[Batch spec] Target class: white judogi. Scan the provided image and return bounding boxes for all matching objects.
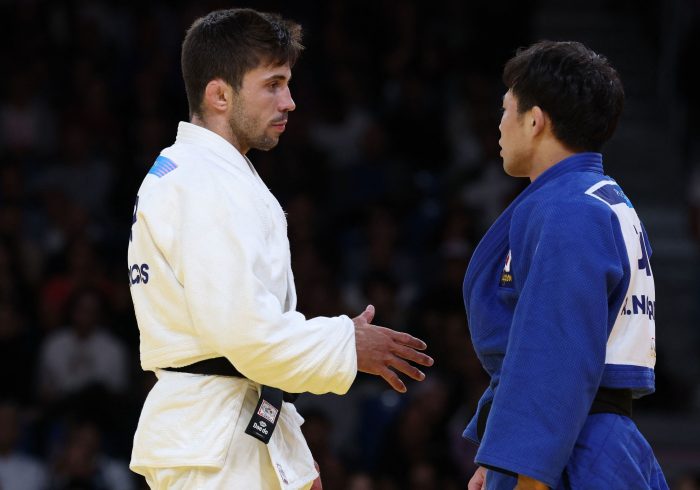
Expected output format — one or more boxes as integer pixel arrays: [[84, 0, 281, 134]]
[[128, 122, 357, 489]]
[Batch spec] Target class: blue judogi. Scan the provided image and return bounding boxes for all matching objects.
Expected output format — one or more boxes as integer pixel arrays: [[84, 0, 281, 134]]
[[462, 153, 668, 489]]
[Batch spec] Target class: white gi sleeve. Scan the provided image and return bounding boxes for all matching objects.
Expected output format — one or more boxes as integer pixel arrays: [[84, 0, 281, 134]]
[[143, 168, 357, 395]]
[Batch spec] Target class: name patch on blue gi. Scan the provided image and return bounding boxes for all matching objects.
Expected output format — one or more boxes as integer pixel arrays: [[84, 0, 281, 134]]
[[620, 294, 655, 320], [148, 155, 178, 178], [591, 184, 632, 208], [499, 250, 514, 288]]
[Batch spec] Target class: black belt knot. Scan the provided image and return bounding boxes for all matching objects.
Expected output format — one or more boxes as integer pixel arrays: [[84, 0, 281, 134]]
[[163, 357, 299, 443]]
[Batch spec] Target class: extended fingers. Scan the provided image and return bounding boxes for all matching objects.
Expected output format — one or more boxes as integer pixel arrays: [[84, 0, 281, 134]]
[[392, 344, 434, 367], [388, 357, 425, 382], [380, 367, 407, 393], [389, 330, 428, 350]]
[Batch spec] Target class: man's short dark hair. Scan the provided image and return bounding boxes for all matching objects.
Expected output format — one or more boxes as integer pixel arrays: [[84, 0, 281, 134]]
[[181, 8, 304, 117], [503, 40, 624, 152]]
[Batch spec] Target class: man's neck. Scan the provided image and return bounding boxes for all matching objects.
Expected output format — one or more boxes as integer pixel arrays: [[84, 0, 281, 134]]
[[529, 140, 576, 182], [190, 114, 247, 154]]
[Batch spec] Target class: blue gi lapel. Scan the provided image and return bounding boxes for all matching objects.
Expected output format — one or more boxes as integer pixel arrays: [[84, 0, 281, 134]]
[[463, 152, 604, 314]]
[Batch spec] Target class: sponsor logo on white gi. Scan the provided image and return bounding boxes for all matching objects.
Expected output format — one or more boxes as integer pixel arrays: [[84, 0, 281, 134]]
[[258, 400, 279, 423], [253, 422, 269, 435], [128, 263, 150, 286]]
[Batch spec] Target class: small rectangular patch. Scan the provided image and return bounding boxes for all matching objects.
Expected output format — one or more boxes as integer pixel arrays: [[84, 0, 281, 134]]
[[258, 400, 279, 423], [245, 386, 284, 444], [499, 250, 514, 288], [148, 155, 178, 178]]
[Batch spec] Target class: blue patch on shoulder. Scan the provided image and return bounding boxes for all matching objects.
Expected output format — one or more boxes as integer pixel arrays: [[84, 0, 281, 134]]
[[148, 155, 178, 178], [592, 184, 633, 208]]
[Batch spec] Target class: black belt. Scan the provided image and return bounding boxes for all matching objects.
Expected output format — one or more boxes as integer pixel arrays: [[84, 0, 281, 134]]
[[163, 357, 299, 444], [588, 387, 633, 416], [475, 387, 633, 478], [476, 386, 633, 440]]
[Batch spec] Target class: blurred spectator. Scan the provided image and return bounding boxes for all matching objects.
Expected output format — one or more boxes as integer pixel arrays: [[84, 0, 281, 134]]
[[458, 119, 524, 234], [308, 82, 373, 168], [327, 122, 412, 218], [286, 193, 330, 256], [347, 471, 375, 490], [341, 206, 417, 312], [49, 420, 134, 490], [376, 376, 459, 486], [445, 73, 492, 175], [356, 270, 406, 328], [292, 244, 347, 318], [37, 287, 128, 402], [39, 237, 115, 331], [0, 400, 48, 490], [416, 227, 472, 315], [407, 461, 461, 490], [0, 70, 56, 155], [34, 122, 115, 219], [35, 192, 96, 263]]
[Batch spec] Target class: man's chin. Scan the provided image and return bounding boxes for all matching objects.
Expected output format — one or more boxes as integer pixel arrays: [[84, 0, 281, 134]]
[[502, 159, 526, 178], [252, 137, 280, 152], [502, 160, 515, 176]]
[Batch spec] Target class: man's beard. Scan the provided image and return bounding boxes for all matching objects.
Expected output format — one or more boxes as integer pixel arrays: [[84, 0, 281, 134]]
[[229, 107, 279, 152]]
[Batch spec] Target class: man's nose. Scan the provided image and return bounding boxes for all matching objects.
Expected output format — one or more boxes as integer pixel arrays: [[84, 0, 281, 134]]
[[280, 87, 296, 112]]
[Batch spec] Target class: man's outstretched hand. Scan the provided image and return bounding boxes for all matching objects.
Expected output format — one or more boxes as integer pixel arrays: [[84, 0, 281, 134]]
[[352, 304, 434, 392]]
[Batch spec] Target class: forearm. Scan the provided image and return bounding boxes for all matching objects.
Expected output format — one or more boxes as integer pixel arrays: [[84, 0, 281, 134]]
[[222, 312, 357, 394]]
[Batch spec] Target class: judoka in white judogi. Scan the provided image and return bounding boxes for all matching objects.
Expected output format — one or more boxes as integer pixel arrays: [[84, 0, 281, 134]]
[[128, 122, 358, 489]]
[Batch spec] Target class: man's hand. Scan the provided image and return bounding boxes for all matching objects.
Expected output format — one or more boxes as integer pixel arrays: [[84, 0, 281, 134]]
[[515, 474, 549, 490], [467, 466, 486, 490], [352, 305, 433, 393]]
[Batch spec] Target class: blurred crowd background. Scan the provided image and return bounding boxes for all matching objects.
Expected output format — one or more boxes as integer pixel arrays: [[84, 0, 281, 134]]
[[1, 0, 699, 489]]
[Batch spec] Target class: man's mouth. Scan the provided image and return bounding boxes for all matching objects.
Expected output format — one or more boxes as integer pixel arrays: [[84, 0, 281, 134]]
[[271, 119, 287, 132]]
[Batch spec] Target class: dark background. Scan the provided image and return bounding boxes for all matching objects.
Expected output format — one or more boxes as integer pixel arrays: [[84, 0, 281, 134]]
[[1, 0, 699, 488]]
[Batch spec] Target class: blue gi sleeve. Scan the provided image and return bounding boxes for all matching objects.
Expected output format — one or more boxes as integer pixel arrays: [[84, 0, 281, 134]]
[[475, 201, 627, 487], [463, 385, 495, 444]]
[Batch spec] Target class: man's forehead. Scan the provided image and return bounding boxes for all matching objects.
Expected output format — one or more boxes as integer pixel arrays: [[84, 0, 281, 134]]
[[246, 62, 292, 81]]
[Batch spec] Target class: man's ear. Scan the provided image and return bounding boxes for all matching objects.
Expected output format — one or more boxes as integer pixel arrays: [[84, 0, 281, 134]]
[[530, 106, 546, 137], [202, 79, 232, 114]]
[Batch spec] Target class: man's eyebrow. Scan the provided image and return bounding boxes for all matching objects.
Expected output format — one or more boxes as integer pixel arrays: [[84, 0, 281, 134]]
[[263, 74, 290, 83]]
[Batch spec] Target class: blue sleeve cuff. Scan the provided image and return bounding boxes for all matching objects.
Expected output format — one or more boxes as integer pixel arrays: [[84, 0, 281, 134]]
[[462, 386, 495, 444]]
